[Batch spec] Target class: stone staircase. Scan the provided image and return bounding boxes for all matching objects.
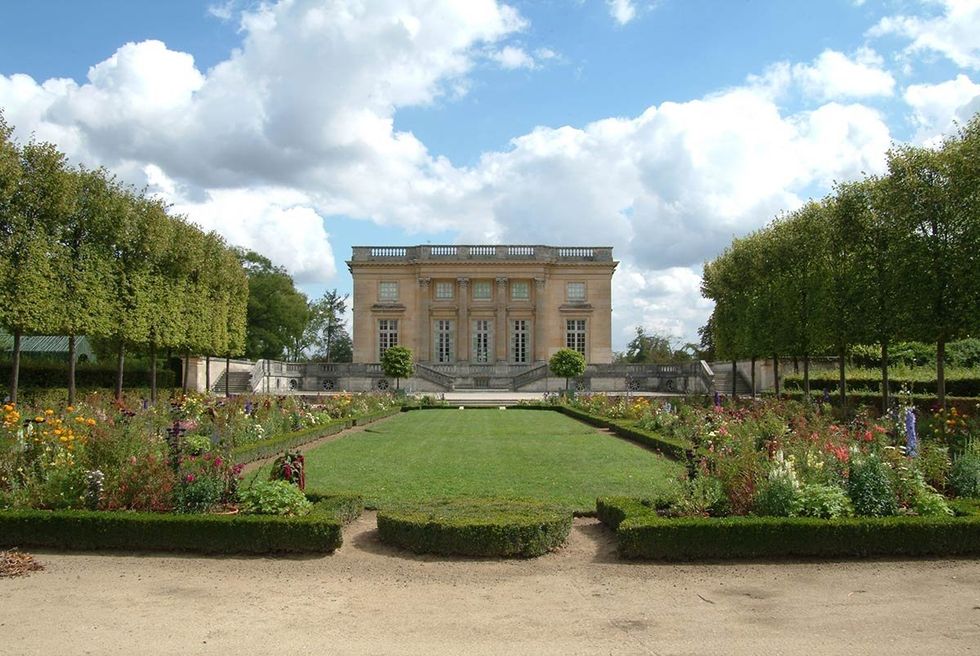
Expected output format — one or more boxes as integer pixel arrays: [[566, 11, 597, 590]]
[[712, 366, 753, 396], [413, 363, 454, 390], [211, 371, 253, 394]]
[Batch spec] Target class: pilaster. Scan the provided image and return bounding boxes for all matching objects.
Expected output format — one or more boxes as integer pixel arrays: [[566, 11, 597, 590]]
[[495, 277, 508, 363], [457, 278, 469, 362], [417, 277, 430, 361]]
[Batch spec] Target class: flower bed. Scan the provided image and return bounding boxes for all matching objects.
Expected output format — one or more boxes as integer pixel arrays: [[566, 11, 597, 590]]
[[377, 498, 572, 558]]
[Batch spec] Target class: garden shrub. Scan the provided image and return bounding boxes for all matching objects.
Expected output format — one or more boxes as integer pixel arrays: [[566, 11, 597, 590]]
[[949, 445, 980, 498], [752, 476, 798, 517], [239, 481, 312, 516], [183, 434, 212, 456], [102, 453, 176, 512], [676, 476, 729, 517], [377, 498, 573, 558], [0, 509, 342, 554], [793, 484, 853, 519], [308, 492, 364, 524], [848, 455, 898, 517]]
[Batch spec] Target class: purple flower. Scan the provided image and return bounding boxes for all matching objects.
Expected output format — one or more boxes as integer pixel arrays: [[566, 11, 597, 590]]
[[905, 408, 918, 457]]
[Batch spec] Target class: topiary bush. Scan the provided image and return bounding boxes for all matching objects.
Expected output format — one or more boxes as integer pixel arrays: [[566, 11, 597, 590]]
[[239, 481, 312, 516], [377, 498, 572, 558], [848, 454, 898, 517]]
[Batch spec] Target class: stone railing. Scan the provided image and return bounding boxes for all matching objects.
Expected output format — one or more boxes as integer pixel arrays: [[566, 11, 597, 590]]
[[413, 363, 455, 390], [512, 363, 549, 389], [350, 245, 614, 263]]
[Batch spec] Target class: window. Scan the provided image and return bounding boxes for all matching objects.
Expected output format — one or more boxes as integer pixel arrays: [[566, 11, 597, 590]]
[[378, 281, 399, 302], [473, 319, 491, 363], [511, 280, 529, 300], [511, 319, 529, 363], [436, 319, 454, 363], [378, 319, 398, 359], [472, 280, 492, 300], [566, 282, 586, 302], [435, 281, 454, 300], [566, 319, 586, 356]]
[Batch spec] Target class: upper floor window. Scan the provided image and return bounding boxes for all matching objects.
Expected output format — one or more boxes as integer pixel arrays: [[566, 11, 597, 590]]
[[510, 280, 530, 300], [567, 282, 586, 302], [472, 280, 492, 300], [435, 281, 455, 300], [378, 281, 399, 302]]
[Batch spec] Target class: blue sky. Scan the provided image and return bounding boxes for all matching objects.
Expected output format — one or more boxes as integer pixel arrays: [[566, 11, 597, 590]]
[[1, 0, 978, 350]]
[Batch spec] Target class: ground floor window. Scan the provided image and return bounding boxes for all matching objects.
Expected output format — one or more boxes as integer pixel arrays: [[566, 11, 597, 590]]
[[473, 319, 491, 363], [436, 319, 454, 363], [378, 319, 398, 359], [566, 319, 586, 356], [511, 319, 529, 363]]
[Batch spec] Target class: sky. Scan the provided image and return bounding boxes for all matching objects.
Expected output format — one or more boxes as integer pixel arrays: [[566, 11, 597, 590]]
[[1, 0, 979, 351]]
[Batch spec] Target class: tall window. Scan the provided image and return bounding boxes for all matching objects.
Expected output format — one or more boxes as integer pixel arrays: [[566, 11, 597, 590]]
[[473, 319, 491, 363], [510, 280, 530, 300], [566, 319, 586, 355], [472, 280, 492, 300], [566, 282, 586, 302], [511, 319, 529, 363], [378, 319, 398, 359], [378, 281, 399, 302], [435, 281, 454, 300], [436, 319, 454, 363]]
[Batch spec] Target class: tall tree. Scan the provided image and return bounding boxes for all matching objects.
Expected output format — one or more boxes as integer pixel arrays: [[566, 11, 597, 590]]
[[303, 289, 350, 362], [623, 326, 674, 363], [237, 249, 309, 360]]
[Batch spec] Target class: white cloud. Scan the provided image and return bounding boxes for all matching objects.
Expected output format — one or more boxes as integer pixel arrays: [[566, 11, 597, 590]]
[[905, 74, 980, 144], [750, 48, 895, 101], [606, 0, 636, 25], [869, 0, 980, 69], [489, 46, 537, 70], [207, 1, 237, 22]]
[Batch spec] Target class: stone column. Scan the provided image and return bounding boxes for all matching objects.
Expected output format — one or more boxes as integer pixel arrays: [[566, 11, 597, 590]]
[[417, 277, 430, 362], [534, 277, 546, 362], [457, 278, 469, 362], [495, 277, 508, 363]]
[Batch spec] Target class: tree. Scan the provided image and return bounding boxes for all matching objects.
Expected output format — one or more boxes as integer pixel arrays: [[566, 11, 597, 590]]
[[303, 289, 351, 361], [380, 345, 413, 390], [237, 249, 309, 360], [550, 348, 586, 393], [623, 326, 674, 363]]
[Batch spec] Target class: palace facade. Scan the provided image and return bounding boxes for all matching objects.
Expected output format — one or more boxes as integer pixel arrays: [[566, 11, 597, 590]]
[[348, 245, 617, 365]]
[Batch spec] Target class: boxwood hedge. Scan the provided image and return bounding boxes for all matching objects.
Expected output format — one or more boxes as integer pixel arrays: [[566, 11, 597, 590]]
[[0, 507, 342, 554], [308, 492, 364, 524], [231, 419, 351, 464], [557, 406, 689, 459], [597, 495, 980, 560], [377, 498, 573, 558]]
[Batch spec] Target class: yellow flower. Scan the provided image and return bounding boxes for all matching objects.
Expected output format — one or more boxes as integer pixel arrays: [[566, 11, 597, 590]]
[[45, 409, 54, 416], [86, 418, 96, 426]]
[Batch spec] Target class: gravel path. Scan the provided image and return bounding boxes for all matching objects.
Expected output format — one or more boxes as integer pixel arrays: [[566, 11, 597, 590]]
[[2, 513, 979, 655]]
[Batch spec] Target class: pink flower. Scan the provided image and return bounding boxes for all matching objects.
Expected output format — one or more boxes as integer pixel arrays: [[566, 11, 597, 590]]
[[185, 474, 196, 483], [213, 457, 223, 468]]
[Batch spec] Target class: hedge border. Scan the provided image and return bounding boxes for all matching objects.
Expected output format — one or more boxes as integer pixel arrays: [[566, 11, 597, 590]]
[[308, 492, 364, 524], [597, 496, 980, 560], [0, 507, 342, 554], [377, 499, 573, 558], [556, 406, 689, 459]]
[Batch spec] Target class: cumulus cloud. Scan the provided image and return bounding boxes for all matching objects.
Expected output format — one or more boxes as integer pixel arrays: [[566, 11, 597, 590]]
[[489, 46, 537, 69], [750, 48, 895, 101], [606, 0, 637, 25], [869, 0, 980, 69], [905, 74, 980, 144]]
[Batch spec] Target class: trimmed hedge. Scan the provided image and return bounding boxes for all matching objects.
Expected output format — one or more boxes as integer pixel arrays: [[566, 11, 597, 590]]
[[557, 406, 689, 459], [308, 492, 364, 524], [0, 508, 342, 554], [779, 390, 980, 414], [231, 419, 351, 464], [597, 495, 980, 560], [351, 407, 403, 426], [0, 361, 175, 392], [784, 370, 980, 397], [377, 498, 573, 558]]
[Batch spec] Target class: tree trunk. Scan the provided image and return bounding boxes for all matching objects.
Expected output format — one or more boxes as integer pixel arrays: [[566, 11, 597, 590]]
[[9, 331, 21, 404], [731, 360, 737, 398], [150, 343, 158, 403], [881, 340, 889, 412], [205, 355, 211, 394], [773, 353, 780, 397], [803, 353, 810, 399], [182, 352, 190, 392], [937, 337, 946, 411], [114, 343, 125, 401], [225, 354, 230, 398], [67, 335, 77, 407], [750, 356, 756, 399], [838, 346, 847, 409]]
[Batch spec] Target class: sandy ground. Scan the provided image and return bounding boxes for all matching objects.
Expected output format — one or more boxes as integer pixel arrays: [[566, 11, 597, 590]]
[[2, 514, 979, 656]]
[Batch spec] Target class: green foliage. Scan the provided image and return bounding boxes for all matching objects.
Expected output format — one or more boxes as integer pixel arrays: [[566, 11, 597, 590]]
[[549, 348, 587, 391], [302, 289, 352, 362], [752, 475, 798, 517], [848, 455, 898, 517], [0, 361, 175, 392], [308, 493, 364, 524], [676, 475, 730, 517], [239, 480, 312, 516], [238, 249, 309, 360], [0, 508, 342, 554], [793, 484, 853, 519], [377, 498, 573, 558], [596, 496, 658, 530], [950, 446, 980, 498], [380, 345, 414, 385], [557, 405, 690, 459]]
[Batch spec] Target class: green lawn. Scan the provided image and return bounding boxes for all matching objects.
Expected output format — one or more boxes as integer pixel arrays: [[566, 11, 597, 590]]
[[260, 409, 682, 512]]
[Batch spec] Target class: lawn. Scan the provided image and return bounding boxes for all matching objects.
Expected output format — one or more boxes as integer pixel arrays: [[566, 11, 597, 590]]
[[259, 408, 683, 512]]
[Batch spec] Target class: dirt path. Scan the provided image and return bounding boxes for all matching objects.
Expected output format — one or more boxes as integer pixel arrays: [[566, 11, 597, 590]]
[[3, 514, 979, 655]]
